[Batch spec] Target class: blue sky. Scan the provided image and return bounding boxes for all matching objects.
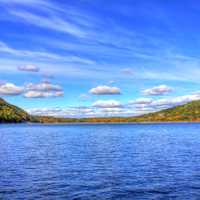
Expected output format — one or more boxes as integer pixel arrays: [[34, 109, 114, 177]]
[[1, 0, 200, 117]]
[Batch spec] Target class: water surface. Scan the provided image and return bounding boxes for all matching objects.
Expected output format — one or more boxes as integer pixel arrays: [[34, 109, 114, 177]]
[[1, 123, 200, 199]]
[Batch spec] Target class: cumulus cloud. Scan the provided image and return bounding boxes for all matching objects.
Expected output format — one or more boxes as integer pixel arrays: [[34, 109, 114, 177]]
[[90, 85, 121, 95], [27, 104, 143, 118], [27, 108, 67, 117], [24, 81, 64, 98], [129, 98, 153, 105], [18, 65, 40, 72], [0, 80, 64, 99], [27, 91, 200, 118], [27, 106, 133, 118], [151, 94, 200, 108], [92, 100, 122, 108], [131, 93, 200, 114], [24, 91, 63, 98], [99, 107, 125, 114], [25, 82, 62, 91], [0, 83, 23, 96], [142, 85, 172, 96], [27, 107, 95, 117]]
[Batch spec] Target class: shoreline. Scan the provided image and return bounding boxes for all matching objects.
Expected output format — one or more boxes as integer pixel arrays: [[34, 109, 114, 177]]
[[33, 121, 200, 125], [1, 121, 200, 125]]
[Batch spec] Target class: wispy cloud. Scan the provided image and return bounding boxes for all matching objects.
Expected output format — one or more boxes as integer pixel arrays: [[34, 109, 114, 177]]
[[18, 64, 40, 72], [0, 0, 93, 39], [9, 10, 87, 38], [0, 41, 95, 64], [0, 41, 63, 60], [0, 0, 54, 7]]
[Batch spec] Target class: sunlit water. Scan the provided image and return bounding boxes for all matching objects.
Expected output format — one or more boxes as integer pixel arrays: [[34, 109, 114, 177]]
[[1, 123, 200, 200]]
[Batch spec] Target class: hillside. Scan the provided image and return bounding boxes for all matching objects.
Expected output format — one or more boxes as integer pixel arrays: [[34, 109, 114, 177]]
[[0, 98, 33, 123], [132, 100, 200, 122], [35, 100, 200, 123], [1, 98, 200, 123]]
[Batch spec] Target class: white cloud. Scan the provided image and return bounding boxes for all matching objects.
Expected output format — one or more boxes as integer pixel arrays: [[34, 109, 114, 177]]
[[99, 107, 125, 114], [142, 85, 172, 96], [27, 105, 139, 118], [24, 81, 64, 98], [0, 77, 65, 99], [92, 100, 122, 108], [132, 93, 200, 114], [18, 65, 40, 72], [90, 85, 121, 95], [26, 91, 200, 118], [151, 94, 200, 108], [25, 82, 62, 92], [129, 98, 153, 105], [27, 107, 94, 117], [24, 91, 63, 98], [0, 81, 64, 98], [27, 108, 66, 117], [0, 83, 23, 96]]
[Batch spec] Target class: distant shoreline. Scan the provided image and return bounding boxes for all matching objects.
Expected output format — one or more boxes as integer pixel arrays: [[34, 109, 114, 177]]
[[32, 121, 200, 125], [2, 97, 200, 125], [1, 121, 200, 125]]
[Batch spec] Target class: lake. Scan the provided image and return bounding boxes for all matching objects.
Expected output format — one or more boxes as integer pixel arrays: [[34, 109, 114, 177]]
[[1, 123, 200, 199]]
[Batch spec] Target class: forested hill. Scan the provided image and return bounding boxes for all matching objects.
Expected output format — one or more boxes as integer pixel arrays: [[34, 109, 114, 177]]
[[0, 98, 32, 123], [36, 100, 200, 123], [132, 100, 200, 122], [1, 98, 200, 123]]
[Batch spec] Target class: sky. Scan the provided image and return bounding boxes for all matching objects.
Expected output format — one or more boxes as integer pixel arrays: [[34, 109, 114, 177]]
[[1, 0, 200, 117]]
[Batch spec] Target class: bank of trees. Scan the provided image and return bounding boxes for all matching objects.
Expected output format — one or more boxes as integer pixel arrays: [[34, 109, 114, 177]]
[[2, 98, 200, 123]]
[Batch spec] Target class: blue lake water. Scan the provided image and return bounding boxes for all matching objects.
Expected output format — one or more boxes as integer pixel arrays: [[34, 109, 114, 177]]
[[1, 123, 200, 200]]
